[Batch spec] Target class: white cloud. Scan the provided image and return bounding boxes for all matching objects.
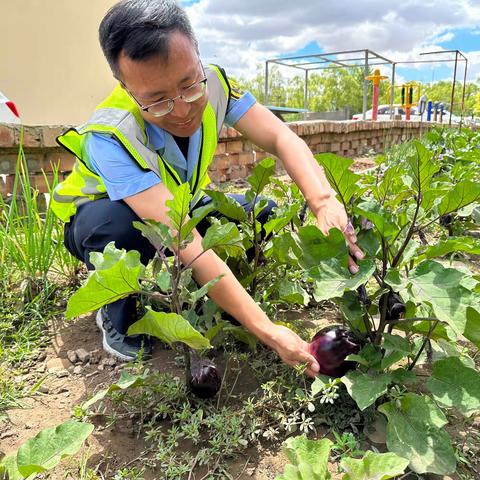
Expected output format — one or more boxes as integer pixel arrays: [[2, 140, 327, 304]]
[[184, 0, 480, 82]]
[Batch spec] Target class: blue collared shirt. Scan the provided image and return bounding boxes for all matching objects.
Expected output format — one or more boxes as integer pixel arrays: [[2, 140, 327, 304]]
[[86, 91, 256, 201]]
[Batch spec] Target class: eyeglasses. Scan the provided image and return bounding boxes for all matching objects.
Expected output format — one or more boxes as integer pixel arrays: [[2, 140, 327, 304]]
[[122, 72, 208, 118]]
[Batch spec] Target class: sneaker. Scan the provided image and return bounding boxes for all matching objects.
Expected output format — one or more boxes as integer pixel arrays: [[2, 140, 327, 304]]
[[96, 307, 152, 361]]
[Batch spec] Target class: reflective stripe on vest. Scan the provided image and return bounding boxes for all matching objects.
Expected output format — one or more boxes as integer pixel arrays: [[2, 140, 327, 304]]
[[51, 65, 230, 222]]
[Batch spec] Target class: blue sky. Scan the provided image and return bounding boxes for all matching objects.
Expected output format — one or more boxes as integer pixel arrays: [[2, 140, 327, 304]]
[[182, 0, 480, 84]]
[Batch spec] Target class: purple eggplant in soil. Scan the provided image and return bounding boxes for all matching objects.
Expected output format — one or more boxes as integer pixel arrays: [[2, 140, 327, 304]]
[[187, 351, 222, 399], [308, 325, 362, 377]]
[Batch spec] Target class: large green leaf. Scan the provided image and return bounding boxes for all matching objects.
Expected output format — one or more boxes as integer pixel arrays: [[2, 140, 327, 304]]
[[201, 222, 243, 254], [247, 157, 276, 194], [385, 260, 476, 337], [335, 291, 367, 333], [438, 180, 480, 216], [426, 357, 480, 417], [0, 453, 25, 480], [420, 236, 480, 259], [127, 307, 211, 349], [202, 189, 247, 221], [15, 421, 94, 476], [405, 141, 439, 193], [340, 451, 409, 480], [341, 371, 391, 411], [315, 153, 363, 205], [354, 201, 398, 238], [66, 242, 144, 318], [278, 281, 310, 306], [276, 435, 333, 480], [464, 307, 480, 348], [297, 226, 348, 269], [309, 259, 376, 302], [378, 393, 456, 475]]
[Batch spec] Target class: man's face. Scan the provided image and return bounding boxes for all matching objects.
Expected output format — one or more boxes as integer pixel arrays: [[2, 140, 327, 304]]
[[117, 31, 208, 138]]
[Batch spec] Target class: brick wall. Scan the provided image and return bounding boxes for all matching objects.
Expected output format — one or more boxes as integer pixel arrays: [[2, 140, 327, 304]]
[[0, 120, 441, 196]]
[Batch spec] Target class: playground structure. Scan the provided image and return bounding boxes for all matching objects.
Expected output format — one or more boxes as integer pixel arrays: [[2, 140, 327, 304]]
[[264, 49, 468, 127]]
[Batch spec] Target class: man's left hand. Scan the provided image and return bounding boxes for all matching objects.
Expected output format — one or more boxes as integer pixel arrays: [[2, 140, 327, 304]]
[[315, 194, 364, 274]]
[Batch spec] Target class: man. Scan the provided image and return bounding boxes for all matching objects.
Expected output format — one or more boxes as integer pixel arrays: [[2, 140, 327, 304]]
[[52, 0, 362, 377]]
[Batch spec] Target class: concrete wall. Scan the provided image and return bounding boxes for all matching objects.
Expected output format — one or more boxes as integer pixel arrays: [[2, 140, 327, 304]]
[[0, 120, 445, 197], [0, 0, 117, 126]]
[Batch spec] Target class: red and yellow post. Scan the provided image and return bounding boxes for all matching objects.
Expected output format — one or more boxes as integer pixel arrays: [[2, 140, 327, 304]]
[[365, 69, 388, 121]]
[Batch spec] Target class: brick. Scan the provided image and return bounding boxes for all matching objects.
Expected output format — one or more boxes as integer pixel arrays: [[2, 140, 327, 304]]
[[0, 125, 15, 148], [330, 142, 341, 152], [228, 165, 248, 180], [237, 152, 255, 165], [215, 142, 226, 155], [0, 154, 17, 175], [17, 127, 41, 147], [42, 126, 65, 148], [226, 140, 243, 154], [212, 154, 231, 171]]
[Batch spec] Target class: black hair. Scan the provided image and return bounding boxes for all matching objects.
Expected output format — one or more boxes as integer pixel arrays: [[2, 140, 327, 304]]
[[99, 0, 198, 77]]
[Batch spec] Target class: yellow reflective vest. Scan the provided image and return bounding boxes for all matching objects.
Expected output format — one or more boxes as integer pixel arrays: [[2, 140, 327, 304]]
[[51, 64, 232, 222]]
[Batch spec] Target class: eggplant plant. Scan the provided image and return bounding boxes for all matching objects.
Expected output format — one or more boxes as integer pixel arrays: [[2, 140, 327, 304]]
[[294, 141, 480, 476], [64, 181, 248, 397]]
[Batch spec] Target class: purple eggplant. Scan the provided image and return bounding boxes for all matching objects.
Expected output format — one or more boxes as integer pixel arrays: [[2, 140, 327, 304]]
[[187, 355, 221, 399], [308, 325, 361, 377]]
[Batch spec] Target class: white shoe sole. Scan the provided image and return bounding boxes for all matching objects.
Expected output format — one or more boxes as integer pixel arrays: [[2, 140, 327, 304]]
[[95, 309, 135, 362]]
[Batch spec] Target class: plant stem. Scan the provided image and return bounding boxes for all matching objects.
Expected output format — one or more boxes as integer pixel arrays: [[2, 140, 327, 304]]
[[408, 319, 439, 371]]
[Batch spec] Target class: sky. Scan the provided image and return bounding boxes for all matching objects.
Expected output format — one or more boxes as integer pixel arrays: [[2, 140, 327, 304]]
[[180, 0, 480, 85]]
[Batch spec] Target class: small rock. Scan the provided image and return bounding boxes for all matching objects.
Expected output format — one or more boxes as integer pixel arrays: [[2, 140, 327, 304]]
[[38, 385, 49, 394], [66, 350, 78, 364], [75, 348, 90, 364], [89, 349, 101, 364], [35, 364, 46, 373], [98, 364, 104, 371], [104, 357, 116, 367], [36, 351, 47, 362], [47, 358, 67, 370], [0, 430, 15, 439], [246, 467, 255, 476], [56, 370, 68, 378], [73, 365, 83, 375]]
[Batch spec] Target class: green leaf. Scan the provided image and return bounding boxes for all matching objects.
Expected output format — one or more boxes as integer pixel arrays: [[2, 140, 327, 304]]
[[201, 222, 243, 253], [420, 236, 480, 259], [66, 243, 144, 318], [340, 450, 409, 480], [354, 201, 398, 238], [378, 393, 456, 475], [315, 153, 363, 205], [0, 453, 24, 480], [165, 182, 192, 237], [341, 371, 391, 410], [189, 274, 225, 304], [309, 259, 376, 302], [82, 371, 149, 409], [464, 307, 480, 348], [247, 157, 276, 194], [336, 291, 367, 333], [127, 307, 211, 349], [156, 270, 171, 292], [16, 421, 94, 476], [263, 203, 300, 237], [405, 141, 439, 192], [438, 180, 480, 216], [278, 281, 310, 306], [276, 435, 333, 480], [426, 357, 480, 417], [390, 368, 418, 386], [133, 219, 174, 250], [356, 229, 381, 259], [297, 226, 348, 269], [386, 260, 476, 337], [223, 325, 257, 350], [203, 189, 247, 221]]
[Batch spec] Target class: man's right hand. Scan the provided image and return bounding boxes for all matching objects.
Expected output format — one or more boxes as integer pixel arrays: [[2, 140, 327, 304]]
[[266, 324, 320, 378]]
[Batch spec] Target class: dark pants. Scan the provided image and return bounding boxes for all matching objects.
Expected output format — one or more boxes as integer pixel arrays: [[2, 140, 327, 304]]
[[64, 194, 276, 334]]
